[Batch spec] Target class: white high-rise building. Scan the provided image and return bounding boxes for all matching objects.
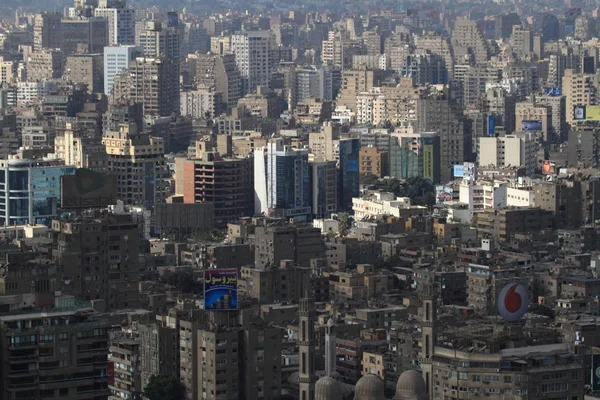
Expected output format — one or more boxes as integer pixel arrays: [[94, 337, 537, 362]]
[[103, 45, 141, 96], [94, 6, 135, 45], [231, 31, 272, 95], [254, 138, 311, 221]]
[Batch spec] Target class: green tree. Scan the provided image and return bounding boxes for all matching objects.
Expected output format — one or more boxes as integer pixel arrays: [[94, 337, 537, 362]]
[[337, 212, 353, 236], [143, 374, 185, 400]]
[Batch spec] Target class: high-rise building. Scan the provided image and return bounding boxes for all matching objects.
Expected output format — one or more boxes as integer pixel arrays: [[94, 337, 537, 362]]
[[389, 132, 441, 183], [180, 88, 223, 119], [309, 122, 337, 162], [358, 147, 388, 178], [50, 211, 142, 309], [109, 334, 141, 400], [25, 49, 64, 82], [254, 225, 325, 269], [138, 322, 179, 389], [231, 31, 272, 95], [0, 158, 75, 226], [452, 18, 490, 65], [54, 121, 107, 171], [193, 53, 240, 109], [416, 86, 471, 182], [309, 160, 338, 219], [535, 13, 560, 41], [136, 21, 181, 110], [298, 296, 316, 400], [33, 13, 62, 51], [510, 25, 533, 58], [94, 3, 135, 45], [112, 57, 175, 117], [495, 12, 522, 40], [195, 316, 283, 400], [478, 132, 537, 176], [103, 45, 142, 96], [64, 52, 104, 93], [254, 139, 311, 221], [562, 68, 600, 124], [102, 123, 169, 207], [61, 18, 109, 55], [174, 154, 253, 226], [568, 123, 600, 168], [338, 138, 360, 211], [0, 296, 110, 400]]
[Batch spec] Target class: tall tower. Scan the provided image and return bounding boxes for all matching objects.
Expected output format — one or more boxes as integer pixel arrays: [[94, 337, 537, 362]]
[[298, 295, 316, 400], [420, 277, 436, 397], [325, 318, 336, 376]]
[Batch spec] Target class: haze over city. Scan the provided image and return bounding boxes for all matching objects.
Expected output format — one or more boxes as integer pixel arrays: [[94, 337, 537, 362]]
[[0, 0, 600, 399]]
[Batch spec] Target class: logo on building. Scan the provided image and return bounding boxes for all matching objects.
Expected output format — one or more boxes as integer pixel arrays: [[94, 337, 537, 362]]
[[497, 283, 529, 322]]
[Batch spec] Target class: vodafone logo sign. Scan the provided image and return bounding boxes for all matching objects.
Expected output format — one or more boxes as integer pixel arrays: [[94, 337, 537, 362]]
[[497, 283, 529, 322]]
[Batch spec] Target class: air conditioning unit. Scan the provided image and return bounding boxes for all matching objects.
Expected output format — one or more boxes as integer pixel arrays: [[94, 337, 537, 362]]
[[495, 369, 500, 372]]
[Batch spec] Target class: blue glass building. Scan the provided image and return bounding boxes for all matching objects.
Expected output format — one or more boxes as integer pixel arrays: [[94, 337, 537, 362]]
[[0, 159, 76, 226], [338, 138, 360, 211]]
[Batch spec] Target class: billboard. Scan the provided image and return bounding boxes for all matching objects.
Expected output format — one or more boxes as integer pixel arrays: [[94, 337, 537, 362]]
[[541, 160, 556, 175], [521, 120, 542, 131], [204, 269, 238, 310], [61, 169, 117, 209], [544, 87, 561, 96], [423, 144, 434, 181], [453, 165, 464, 178], [594, 354, 600, 391], [464, 162, 476, 181], [588, 105, 600, 121], [487, 115, 495, 136], [574, 105, 586, 121], [436, 186, 453, 204], [497, 283, 529, 322]]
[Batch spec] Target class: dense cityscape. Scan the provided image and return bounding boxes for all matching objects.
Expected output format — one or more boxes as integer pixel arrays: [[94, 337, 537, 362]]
[[1, 0, 600, 399]]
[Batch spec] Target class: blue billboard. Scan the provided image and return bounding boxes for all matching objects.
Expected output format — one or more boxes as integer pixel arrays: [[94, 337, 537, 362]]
[[453, 165, 465, 178], [204, 269, 238, 310], [521, 120, 542, 131], [487, 115, 495, 136], [544, 88, 561, 96]]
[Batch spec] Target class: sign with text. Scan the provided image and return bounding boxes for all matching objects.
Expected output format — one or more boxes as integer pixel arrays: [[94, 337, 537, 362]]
[[521, 120, 542, 131], [61, 169, 117, 209], [594, 354, 600, 391], [204, 269, 238, 310], [423, 144, 434, 182]]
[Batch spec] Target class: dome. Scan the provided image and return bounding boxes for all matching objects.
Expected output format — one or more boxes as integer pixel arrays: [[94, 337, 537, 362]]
[[354, 374, 385, 400], [395, 370, 429, 400], [316, 376, 342, 400]]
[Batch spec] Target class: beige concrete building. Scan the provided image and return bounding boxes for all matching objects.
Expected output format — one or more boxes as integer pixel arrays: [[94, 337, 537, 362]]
[[180, 88, 223, 119], [563, 68, 600, 124], [25, 49, 63, 82], [515, 100, 552, 141], [192, 52, 240, 109], [112, 57, 176, 117], [359, 146, 388, 177], [451, 18, 490, 65], [102, 123, 169, 207], [309, 121, 337, 161], [336, 69, 375, 113], [478, 132, 538, 176], [63, 52, 104, 93], [54, 121, 107, 171]]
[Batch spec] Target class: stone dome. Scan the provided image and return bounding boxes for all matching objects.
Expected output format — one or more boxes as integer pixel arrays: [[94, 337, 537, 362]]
[[316, 376, 342, 400], [395, 370, 429, 400], [354, 374, 386, 400]]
